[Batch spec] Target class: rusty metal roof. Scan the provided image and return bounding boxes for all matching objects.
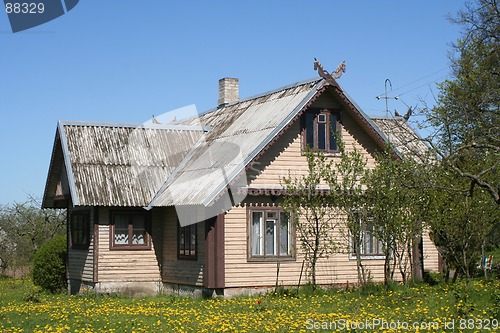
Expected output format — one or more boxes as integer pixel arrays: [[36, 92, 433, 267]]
[[43, 121, 206, 207]]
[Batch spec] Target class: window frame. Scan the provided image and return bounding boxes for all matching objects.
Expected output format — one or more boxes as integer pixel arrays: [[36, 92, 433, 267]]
[[247, 207, 295, 262], [70, 211, 90, 250], [109, 209, 151, 250], [301, 108, 342, 154], [350, 214, 385, 259], [177, 222, 198, 260]]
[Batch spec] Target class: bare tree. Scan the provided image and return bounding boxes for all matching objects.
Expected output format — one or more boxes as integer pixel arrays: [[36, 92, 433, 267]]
[[0, 196, 66, 275]]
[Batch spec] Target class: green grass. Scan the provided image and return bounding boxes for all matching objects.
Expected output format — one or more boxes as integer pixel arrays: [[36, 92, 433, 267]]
[[0, 278, 498, 332]]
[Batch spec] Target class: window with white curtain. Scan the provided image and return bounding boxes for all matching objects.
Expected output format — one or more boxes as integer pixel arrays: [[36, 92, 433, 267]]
[[249, 208, 293, 260], [110, 210, 150, 250]]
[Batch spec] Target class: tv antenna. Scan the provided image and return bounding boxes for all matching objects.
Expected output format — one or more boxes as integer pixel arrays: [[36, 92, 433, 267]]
[[376, 79, 398, 118]]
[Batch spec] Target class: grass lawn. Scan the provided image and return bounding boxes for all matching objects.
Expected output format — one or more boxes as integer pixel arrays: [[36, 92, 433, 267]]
[[0, 277, 498, 332]]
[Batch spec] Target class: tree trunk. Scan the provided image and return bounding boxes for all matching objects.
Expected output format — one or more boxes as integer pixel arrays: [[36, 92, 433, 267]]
[[355, 249, 366, 285], [412, 236, 424, 282]]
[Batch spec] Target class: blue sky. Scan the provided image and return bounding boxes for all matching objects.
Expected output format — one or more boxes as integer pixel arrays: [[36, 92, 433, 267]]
[[0, 1, 465, 205]]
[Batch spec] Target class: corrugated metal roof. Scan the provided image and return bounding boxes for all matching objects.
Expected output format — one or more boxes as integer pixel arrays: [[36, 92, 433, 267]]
[[370, 117, 430, 161], [149, 79, 322, 208], [59, 121, 206, 206]]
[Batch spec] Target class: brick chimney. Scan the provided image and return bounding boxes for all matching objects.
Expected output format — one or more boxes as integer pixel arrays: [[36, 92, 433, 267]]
[[218, 77, 239, 107]]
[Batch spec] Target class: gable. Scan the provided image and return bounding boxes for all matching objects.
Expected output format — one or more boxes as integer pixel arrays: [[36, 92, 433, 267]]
[[246, 90, 381, 190], [43, 130, 70, 208]]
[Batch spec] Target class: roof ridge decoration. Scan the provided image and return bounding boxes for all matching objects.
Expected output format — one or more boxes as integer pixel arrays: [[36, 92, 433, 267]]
[[313, 58, 346, 88]]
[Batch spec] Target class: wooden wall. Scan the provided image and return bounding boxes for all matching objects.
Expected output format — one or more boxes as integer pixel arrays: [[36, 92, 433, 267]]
[[161, 206, 205, 287], [224, 203, 387, 288], [95, 207, 162, 283], [422, 228, 440, 273], [67, 206, 95, 283]]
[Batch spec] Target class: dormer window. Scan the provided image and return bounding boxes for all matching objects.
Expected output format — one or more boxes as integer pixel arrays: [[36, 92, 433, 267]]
[[302, 109, 341, 153]]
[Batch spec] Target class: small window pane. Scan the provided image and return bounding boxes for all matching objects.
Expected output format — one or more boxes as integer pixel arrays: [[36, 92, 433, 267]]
[[179, 230, 185, 255], [178, 223, 197, 259], [115, 214, 128, 230], [266, 220, 276, 256], [71, 213, 89, 248], [329, 113, 338, 151], [114, 214, 129, 245], [318, 122, 326, 150], [132, 229, 146, 245], [132, 215, 145, 229], [131, 215, 146, 245], [252, 212, 263, 256], [305, 113, 315, 148], [190, 227, 196, 255], [280, 213, 289, 255]]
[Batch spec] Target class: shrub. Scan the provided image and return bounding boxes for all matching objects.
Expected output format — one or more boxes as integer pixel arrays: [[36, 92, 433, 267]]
[[32, 235, 67, 293]]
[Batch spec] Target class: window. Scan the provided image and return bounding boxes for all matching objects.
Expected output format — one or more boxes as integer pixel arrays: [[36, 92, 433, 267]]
[[352, 215, 384, 257], [110, 210, 150, 250], [70, 212, 90, 249], [302, 109, 341, 152], [178, 223, 197, 260], [249, 209, 293, 259]]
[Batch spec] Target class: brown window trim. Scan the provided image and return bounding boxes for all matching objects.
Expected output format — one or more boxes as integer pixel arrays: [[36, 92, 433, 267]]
[[247, 206, 295, 262], [70, 210, 90, 250], [301, 108, 342, 154], [178, 222, 198, 261], [109, 209, 151, 250]]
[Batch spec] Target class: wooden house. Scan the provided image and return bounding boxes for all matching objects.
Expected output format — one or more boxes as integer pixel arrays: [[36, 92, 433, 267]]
[[42, 76, 440, 296]]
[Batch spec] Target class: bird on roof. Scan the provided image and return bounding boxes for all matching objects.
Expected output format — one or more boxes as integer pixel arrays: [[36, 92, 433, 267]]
[[403, 107, 413, 122], [394, 110, 402, 117]]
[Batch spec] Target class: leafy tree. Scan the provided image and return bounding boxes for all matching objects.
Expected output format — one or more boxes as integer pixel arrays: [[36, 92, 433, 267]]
[[281, 149, 340, 289], [365, 149, 428, 284], [325, 139, 371, 285], [425, 162, 499, 282], [421, 0, 499, 205], [411, 0, 500, 283]]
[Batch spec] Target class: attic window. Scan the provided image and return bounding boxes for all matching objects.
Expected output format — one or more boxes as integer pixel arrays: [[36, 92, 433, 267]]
[[302, 109, 341, 153]]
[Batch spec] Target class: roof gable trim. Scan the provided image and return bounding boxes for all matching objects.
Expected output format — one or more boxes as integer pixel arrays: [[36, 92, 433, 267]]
[[57, 121, 80, 206]]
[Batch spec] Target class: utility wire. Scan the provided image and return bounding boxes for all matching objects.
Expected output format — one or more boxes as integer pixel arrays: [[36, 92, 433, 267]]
[[375, 67, 450, 97], [396, 74, 450, 97]]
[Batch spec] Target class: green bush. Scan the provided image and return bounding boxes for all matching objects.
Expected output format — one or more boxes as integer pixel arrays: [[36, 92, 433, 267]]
[[32, 235, 67, 293]]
